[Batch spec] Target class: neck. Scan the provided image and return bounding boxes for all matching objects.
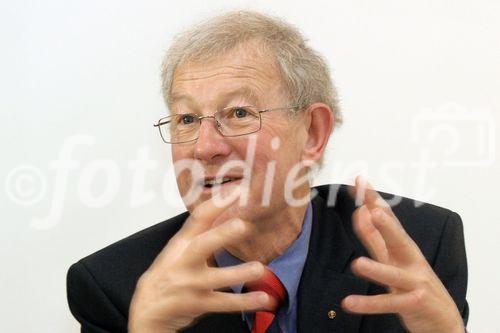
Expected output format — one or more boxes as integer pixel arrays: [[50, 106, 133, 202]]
[[225, 197, 310, 265]]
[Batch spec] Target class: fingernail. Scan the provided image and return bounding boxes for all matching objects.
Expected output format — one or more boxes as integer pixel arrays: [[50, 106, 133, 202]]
[[346, 296, 357, 307], [249, 262, 264, 275], [230, 219, 244, 232], [258, 292, 269, 304], [356, 256, 368, 266]]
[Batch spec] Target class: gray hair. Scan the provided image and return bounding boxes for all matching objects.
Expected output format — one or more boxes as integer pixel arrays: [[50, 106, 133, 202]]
[[160, 10, 342, 128]]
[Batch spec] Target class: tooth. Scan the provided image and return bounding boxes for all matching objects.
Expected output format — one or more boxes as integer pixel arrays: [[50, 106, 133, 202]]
[[204, 177, 239, 186]]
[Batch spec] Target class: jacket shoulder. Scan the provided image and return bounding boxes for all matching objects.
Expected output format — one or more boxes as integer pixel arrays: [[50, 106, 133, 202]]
[[67, 211, 189, 321], [313, 183, 462, 261], [80, 211, 188, 271]]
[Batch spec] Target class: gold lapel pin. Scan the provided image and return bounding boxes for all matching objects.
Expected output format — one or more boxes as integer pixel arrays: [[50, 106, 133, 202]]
[[327, 310, 336, 319]]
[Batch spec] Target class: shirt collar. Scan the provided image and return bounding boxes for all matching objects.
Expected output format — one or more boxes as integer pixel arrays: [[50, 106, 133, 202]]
[[214, 202, 313, 314]]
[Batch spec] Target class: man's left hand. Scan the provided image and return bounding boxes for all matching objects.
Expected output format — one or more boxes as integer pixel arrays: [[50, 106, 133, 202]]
[[341, 176, 465, 333]]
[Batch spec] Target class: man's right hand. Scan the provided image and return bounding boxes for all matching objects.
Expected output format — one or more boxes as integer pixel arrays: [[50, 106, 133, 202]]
[[128, 193, 270, 332]]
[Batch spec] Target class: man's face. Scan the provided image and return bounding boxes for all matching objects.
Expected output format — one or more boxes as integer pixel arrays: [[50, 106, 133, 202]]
[[169, 41, 310, 224]]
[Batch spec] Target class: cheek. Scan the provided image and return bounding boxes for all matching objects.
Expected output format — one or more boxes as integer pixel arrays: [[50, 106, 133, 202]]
[[171, 148, 194, 192], [250, 135, 299, 187], [171, 146, 190, 161], [257, 128, 305, 168]]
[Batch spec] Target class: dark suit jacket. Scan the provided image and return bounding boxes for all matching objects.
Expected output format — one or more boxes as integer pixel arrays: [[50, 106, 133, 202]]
[[67, 184, 468, 332]]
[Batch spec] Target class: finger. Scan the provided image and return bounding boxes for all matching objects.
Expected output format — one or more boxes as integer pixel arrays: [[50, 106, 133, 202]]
[[351, 256, 415, 290], [352, 176, 392, 212], [202, 261, 265, 291], [187, 218, 250, 263], [371, 208, 422, 263], [352, 178, 419, 262], [181, 187, 244, 238], [342, 292, 417, 314], [352, 205, 389, 263], [150, 187, 246, 268], [348, 175, 374, 206], [202, 291, 271, 313]]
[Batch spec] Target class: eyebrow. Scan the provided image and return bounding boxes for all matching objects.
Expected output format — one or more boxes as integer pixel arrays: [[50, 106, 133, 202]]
[[169, 86, 260, 110]]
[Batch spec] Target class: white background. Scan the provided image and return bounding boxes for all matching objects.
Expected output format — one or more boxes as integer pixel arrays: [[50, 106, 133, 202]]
[[1, 0, 499, 332]]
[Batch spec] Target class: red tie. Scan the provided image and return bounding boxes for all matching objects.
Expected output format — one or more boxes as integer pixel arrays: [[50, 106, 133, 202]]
[[244, 267, 287, 333]]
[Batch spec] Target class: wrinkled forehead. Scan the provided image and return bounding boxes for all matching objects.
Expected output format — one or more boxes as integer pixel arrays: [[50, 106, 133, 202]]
[[169, 41, 288, 108], [174, 39, 278, 77]]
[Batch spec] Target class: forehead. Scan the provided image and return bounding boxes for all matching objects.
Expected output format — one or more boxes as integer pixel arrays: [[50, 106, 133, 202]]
[[170, 41, 285, 107]]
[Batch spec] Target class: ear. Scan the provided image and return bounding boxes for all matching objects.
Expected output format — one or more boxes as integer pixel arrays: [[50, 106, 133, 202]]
[[301, 102, 334, 165]]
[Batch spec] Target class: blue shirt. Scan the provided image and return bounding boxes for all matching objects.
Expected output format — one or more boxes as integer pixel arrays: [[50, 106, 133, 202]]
[[214, 203, 313, 333]]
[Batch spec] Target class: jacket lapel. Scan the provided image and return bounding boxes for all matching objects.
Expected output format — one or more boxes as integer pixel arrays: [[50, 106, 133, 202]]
[[183, 312, 249, 332], [297, 192, 369, 333]]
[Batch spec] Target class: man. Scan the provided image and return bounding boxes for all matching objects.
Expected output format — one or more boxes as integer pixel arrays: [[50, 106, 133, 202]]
[[67, 10, 468, 333]]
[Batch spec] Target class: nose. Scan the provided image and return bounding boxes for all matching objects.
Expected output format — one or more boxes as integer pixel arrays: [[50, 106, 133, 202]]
[[193, 118, 232, 162]]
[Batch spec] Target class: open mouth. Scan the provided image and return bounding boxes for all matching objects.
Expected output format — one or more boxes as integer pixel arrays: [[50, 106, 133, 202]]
[[202, 177, 242, 189]]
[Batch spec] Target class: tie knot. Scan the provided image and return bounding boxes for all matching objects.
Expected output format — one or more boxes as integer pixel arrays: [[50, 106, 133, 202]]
[[244, 267, 287, 313]]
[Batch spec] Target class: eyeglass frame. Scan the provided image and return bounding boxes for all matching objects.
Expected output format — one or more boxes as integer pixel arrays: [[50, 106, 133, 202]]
[[153, 105, 302, 144]]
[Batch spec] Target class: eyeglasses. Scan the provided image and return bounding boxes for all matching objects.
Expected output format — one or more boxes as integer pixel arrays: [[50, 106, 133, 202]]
[[154, 105, 300, 144]]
